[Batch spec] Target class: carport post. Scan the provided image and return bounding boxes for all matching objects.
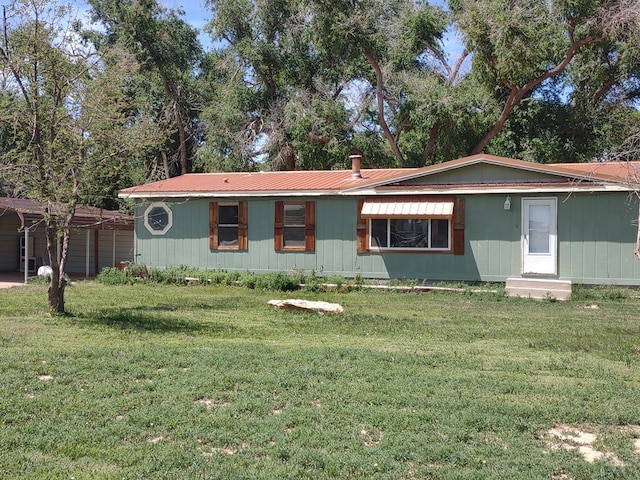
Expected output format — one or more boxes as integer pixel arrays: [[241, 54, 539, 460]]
[[23, 227, 29, 284], [85, 229, 90, 278]]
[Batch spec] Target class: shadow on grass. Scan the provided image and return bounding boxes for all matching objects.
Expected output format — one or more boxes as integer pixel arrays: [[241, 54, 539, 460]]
[[77, 306, 239, 335]]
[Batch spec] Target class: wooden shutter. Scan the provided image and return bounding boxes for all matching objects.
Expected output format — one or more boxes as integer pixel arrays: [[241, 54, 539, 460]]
[[209, 202, 218, 250], [356, 199, 369, 253], [304, 201, 315, 252], [238, 201, 248, 250], [452, 196, 465, 255], [274, 201, 284, 251]]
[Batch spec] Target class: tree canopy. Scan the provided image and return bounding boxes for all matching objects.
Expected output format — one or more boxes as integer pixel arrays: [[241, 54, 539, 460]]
[[3, 0, 640, 178]]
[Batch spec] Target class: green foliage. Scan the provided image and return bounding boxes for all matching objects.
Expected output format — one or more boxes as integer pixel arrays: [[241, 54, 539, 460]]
[[86, 0, 203, 176], [248, 271, 300, 291], [452, 0, 640, 157], [0, 0, 165, 312], [96, 267, 129, 285], [571, 285, 632, 301]]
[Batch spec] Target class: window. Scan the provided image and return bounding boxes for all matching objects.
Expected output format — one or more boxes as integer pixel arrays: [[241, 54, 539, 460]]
[[274, 201, 315, 251], [209, 202, 248, 250], [357, 196, 465, 255], [144, 202, 173, 235], [370, 218, 450, 250]]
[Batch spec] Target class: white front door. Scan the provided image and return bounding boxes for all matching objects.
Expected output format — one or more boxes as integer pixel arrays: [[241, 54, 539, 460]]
[[522, 198, 557, 275]]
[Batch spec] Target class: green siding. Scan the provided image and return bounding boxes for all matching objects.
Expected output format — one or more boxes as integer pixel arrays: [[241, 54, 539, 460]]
[[406, 163, 565, 186], [557, 192, 640, 284], [134, 193, 640, 285]]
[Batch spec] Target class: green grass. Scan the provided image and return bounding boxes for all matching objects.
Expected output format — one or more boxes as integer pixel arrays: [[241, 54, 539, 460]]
[[1, 282, 640, 479]]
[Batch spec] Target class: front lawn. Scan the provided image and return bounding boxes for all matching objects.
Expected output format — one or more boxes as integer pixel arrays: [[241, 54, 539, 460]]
[[1, 282, 639, 479]]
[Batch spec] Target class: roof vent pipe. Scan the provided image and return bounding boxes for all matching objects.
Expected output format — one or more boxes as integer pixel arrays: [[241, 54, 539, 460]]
[[350, 154, 362, 178]]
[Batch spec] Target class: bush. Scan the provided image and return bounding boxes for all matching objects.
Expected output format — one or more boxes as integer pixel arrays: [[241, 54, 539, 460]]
[[253, 272, 299, 291], [97, 267, 131, 285], [96, 266, 359, 293]]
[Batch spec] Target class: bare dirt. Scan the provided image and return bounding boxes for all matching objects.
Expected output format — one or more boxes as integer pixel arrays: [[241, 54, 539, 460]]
[[545, 423, 640, 469]]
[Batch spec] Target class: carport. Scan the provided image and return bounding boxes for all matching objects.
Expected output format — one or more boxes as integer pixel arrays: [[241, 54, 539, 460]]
[[0, 198, 134, 283]]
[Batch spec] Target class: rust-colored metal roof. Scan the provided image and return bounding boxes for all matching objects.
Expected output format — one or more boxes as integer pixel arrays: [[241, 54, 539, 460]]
[[118, 155, 640, 198], [0, 197, 132, 228], [548, 161, 640, 183], [119, 168, 417, 197]]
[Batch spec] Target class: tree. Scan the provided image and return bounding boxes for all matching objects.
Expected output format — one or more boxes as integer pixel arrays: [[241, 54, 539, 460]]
[[200, 0, 458, 170], [0, 0, 163, 313], [86, 0, 203, 177], [451, 0, 640, 156], [308, 0, 457, 167], [200, 0, 344, 171]]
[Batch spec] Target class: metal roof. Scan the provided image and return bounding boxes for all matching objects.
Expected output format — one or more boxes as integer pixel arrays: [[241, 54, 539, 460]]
[[0, 197, 132, 228], [118, 155, 640, 199]]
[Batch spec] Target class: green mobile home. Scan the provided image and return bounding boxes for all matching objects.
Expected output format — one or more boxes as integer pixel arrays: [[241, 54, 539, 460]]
[[119, 155, 640, 295]]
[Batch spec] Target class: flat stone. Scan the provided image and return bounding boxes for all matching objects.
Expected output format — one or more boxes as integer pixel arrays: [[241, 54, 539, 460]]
[[268, 299, 344, 314]]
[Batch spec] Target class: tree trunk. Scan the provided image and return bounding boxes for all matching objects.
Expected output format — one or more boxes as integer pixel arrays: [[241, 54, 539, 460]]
[[471, 89, 521, 155], [420, 122, 441, 167], [45, 222, 67, 314], [172, 95, 189, 175], [364, 52, 405, 166], [160, 150, 170, 179], [635, 200, 640, 261]]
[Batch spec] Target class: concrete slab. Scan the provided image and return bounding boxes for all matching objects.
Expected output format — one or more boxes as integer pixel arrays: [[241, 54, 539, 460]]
[[0, 273, 27, 289], [506, 277, 572, 300]]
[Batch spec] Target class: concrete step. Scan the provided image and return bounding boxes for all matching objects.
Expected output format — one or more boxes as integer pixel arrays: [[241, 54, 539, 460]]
[[505, 277, 572, 301]]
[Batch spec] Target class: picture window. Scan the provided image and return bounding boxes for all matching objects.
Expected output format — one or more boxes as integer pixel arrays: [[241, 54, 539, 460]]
[[369, 218, 450, 251]]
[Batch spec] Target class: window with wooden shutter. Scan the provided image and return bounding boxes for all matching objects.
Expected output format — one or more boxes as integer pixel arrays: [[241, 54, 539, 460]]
[[209, 202, 248, 250], [274, 201, 315, 252]]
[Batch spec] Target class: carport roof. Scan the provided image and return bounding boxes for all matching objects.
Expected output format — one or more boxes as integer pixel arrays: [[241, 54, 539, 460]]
[[0, 197, 132, 228]]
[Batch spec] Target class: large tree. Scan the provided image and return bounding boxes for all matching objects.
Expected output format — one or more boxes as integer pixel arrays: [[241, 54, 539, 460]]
[[199, 0, 455, 170], [199, 0, 337, 171], [86, 0, 203, 177], [0, 0, 163, 312]]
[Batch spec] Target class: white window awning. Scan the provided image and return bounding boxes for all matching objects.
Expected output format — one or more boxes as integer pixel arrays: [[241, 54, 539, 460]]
[[361, 199, 454, 218]]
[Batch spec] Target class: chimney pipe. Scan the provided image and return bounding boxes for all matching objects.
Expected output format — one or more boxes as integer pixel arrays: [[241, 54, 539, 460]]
[[350, 154, 362, 178]]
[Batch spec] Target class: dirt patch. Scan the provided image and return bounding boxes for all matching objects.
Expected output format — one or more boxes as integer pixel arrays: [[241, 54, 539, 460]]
[[196, 398, 231, 410], [545, 424, 640, 467], [200, 442, 248, 457]]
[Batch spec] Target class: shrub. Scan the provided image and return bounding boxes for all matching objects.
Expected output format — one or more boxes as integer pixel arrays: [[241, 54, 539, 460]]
[[253, 272, 299, 291], [240, 272, 260, 289], [325, 274, 346, 288], [302, 270, 322, 292], [97, 267, 131, 285]]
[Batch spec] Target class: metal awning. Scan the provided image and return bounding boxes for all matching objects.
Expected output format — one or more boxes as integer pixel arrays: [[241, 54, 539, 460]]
[[361, 199, 454, 218]]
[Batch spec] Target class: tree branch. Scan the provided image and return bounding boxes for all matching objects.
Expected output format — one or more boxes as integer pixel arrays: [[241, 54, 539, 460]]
[[471, 35, 601, 155]]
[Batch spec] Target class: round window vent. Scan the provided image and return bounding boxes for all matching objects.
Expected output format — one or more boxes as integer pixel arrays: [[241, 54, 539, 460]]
[[143, 202, 173, 235]]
